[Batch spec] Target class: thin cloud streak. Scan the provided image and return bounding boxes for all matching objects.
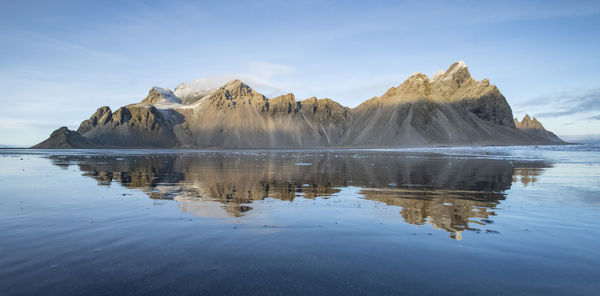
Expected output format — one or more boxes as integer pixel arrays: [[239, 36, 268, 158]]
[[523, 88, 600, 118]]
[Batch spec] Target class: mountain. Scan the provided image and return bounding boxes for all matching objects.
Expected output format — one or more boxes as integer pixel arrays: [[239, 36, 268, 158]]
[[33, 127, 96, 148], [173, 79, 216, 105], [338, 61, 524, 146], [514, 114, 564, 143], [33, 61, 566, 148]]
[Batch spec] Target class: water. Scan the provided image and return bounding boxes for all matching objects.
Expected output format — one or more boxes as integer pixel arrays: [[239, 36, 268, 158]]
[[1, 146, 599, 295]]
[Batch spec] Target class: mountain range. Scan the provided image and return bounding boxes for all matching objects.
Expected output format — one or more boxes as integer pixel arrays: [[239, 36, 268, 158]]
[[33, 61, 565, 148]]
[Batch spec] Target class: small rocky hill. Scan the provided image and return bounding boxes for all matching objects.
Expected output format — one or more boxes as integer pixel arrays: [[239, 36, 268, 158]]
[[514, 114, 564, 143]]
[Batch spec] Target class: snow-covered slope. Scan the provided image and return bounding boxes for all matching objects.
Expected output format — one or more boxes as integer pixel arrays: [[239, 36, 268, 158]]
[[173, 79, 217, 105]]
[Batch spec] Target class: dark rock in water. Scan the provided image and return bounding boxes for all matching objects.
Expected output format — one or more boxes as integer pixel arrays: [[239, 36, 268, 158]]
[[33, 61, 567, 148], [32, 127, 95, 148]]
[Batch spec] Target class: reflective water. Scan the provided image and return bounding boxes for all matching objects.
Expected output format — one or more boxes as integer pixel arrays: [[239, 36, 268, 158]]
[[1, 146, 599, 295]]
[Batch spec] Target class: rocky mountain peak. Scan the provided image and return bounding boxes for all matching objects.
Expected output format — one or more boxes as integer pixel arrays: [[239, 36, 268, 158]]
[[430, 70, 445, 81], [174, 80, 216, 105], [223, 79, 249, 90], [142, 87, 181, 105], [221, 79, 255, 97], [515, 114, 545, 130], [430, 60, 472, 86], [50, 126, 74, 137], [268, 93, 299, 114], [379, 72, 432, 102], [204, 79, 267, 109], [406, 72, 430, 83], [513, 114, 563, 143], [448, 60, 468, 72]]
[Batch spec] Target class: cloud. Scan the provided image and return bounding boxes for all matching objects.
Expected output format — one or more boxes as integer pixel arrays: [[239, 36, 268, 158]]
[[174, 73, 287, 98], [247, 61, 294, 79], [174, 61, 295, 98], [518, 88, 600, 119]]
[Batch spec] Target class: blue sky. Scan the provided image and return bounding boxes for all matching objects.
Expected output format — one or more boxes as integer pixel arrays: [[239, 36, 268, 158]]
[[1, 0, 599, 146]]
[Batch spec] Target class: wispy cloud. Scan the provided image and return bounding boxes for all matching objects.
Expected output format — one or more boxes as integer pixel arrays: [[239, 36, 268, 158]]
[[588, 114, 600, 120], [174, 73, 287, 97], [175, 61, 295, 97], [517, 88, 600, 119]]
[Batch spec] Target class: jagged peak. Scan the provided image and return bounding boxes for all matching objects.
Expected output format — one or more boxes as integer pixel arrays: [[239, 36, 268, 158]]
[[151, 86, 170, 93], [316, 97, 338, 104], [270, 92, 296, 102], [143, 86, 181, 104], [95, 106, 112, 114], [150, 86, 178, 99], [430, 60, 471, 83], [223, 79, 251, 90], [449, 60, 467, 71], [382, 71, 432, 98], [430, 70, 445, 82], [404, 72, 430, 85], [173, 79, 217, 105], [203, 79, 266, 109], [515, 114, 545, 130], [301, 96, 318, 104], [214, 79, 258, 99], [409, 72, 428, 78], [300, 96, 342, 105]]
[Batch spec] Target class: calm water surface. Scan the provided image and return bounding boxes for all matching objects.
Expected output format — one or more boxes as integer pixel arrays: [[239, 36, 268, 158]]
[[1, 146, 599, 295]]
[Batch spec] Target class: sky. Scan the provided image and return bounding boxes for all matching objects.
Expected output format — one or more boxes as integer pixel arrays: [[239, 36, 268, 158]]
[[1, 0, 599, 146]]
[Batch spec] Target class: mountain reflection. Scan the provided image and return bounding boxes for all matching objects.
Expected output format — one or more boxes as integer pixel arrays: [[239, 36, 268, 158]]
[[48, 151, 551, 239]]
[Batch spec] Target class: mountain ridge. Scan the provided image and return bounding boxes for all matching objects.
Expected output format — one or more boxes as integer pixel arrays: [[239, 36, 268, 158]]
[[33, 62, 566, 149]]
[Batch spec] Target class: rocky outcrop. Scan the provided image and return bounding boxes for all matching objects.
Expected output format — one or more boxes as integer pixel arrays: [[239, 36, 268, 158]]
[[34, 61, 566, 148], [300, 97, 348, 124], [32, 127, 95, 148], [141, 87, 181, 105], [514, 114, 564, 143], [74, 104, 180, 147], [514, 114, 544, 130]]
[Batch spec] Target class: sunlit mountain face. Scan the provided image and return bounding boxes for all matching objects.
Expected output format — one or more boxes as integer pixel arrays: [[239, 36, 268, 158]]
[[48, 151, 550, 240]]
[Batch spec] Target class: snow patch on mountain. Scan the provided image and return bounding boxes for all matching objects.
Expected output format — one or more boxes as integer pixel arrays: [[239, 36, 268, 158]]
[[151, 86, 181, 103], [173, 79, 218, 104], [430, 70, 445, 82]]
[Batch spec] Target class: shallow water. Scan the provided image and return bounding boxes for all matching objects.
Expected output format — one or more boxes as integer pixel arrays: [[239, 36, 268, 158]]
[[1, 146, 599, 295]]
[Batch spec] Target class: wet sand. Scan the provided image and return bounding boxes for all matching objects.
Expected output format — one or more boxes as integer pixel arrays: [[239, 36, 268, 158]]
[[1, 146, 599, 295]]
